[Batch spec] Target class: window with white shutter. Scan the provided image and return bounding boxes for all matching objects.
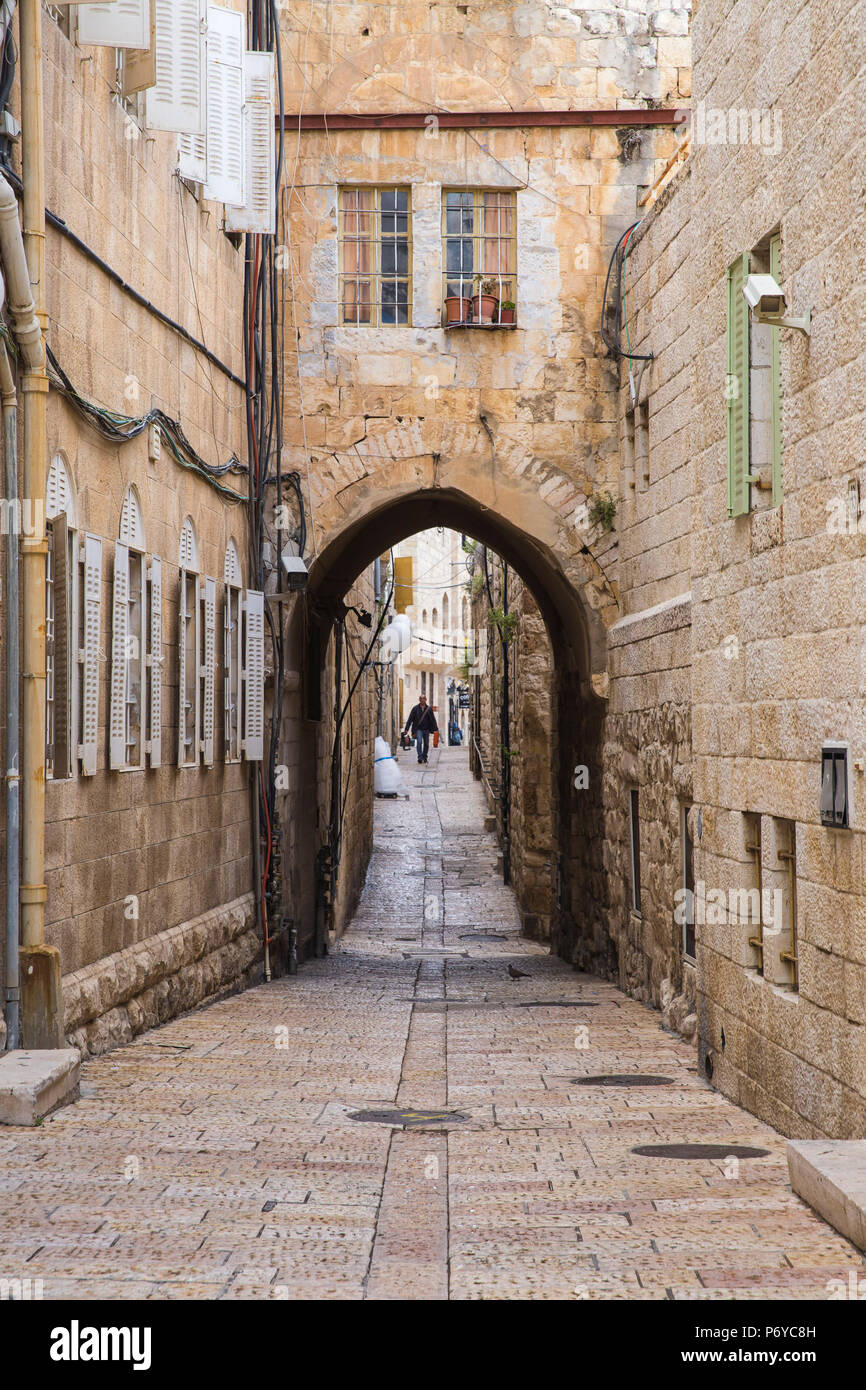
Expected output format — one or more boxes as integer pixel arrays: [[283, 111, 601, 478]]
[[80, 534, 103, 777], [46, 456, 78, 782], [122, 0, 157, 97], [146, 0, 207, 135], [224, 540, 242, 762], [203, 4, 245, 207], [148, 555, 163, 767], [110, 545, 147, 771], [109, 541, 130, 771], [226, 51, 275, 235], [178, 518, 201, 767], [78, 0, 151, 50], [46, 515, 74, 781], [111, 489, 147, 771], [242, 588, 264, 761], [201, 575, 216, 765]]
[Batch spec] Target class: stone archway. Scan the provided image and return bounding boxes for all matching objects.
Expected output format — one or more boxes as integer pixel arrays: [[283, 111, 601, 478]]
[[286, 422, 620, 971]]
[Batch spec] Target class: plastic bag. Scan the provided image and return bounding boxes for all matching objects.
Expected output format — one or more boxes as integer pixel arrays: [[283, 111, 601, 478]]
[[374, 736, 407, 795]]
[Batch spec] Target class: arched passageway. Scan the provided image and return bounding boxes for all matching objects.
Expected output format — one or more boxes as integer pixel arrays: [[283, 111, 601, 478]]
[[284, 476, 618, 978]]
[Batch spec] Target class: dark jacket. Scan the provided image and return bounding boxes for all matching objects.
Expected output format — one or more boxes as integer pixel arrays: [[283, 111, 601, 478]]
[[404, 703, 438, 735]]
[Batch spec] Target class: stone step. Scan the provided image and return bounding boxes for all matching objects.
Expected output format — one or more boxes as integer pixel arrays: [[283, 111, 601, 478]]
[[0, 1049, 80, 1126], [787, 1139, 866, 1252]]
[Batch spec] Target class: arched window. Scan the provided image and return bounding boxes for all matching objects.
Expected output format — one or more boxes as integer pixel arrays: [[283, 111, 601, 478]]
[[421, 608, 428, 625], [432, 606, 438, 628], [110, 486, 160, 771], [45, 454, 76, 779], [442, 593, 449, 629]]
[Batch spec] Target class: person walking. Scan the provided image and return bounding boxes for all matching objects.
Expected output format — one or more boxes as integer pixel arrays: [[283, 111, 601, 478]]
[[403, 693, 438, 764]]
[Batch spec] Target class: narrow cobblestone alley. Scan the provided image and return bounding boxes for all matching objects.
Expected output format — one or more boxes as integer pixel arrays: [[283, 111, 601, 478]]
[[0, 748, 861, 1302]]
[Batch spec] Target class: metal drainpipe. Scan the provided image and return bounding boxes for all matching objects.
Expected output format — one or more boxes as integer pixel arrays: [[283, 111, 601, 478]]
[[15, 3, 50, 988], [1, 340, 19, 1048]]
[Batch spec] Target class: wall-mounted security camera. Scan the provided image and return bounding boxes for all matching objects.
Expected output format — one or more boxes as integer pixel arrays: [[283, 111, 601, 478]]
[[742, 273, 811, 334], [280, 550, 308, 592]]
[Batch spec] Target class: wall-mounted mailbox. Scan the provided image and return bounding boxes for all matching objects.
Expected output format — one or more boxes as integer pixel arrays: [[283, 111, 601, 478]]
[[820, 745, 849, 828]]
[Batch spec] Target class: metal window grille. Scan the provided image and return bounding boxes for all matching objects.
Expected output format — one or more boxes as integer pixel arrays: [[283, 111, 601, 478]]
[[442, 189, 516, 324]]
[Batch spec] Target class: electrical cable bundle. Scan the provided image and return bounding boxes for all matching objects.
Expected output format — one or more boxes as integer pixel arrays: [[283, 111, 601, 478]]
[[244, 0, 305, 959], [600, 222, 653, 363], [44, 343, 248, 499]]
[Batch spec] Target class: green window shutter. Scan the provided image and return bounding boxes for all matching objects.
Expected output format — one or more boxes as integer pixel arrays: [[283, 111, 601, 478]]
[[769, 233, 783, 507], [727, 251, 751, 517]]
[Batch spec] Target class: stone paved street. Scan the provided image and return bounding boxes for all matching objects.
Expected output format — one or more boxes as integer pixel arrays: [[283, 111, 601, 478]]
[[0, 748, 862, 1300]]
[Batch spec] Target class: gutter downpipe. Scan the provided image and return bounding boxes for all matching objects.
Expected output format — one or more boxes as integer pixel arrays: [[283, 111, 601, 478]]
[[1, 338, 18, 1049], [5, 0, 58, 1045]]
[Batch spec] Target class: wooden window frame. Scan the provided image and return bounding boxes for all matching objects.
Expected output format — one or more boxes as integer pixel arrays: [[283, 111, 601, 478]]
[[441, 188, 518, 326], [338, 186, 412, 327]]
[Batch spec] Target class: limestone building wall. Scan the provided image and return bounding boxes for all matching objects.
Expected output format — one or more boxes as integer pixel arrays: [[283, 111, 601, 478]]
[[611, 0, 866, 1137], [0, 8, 261, 1052], [279, 1, 690, 560]]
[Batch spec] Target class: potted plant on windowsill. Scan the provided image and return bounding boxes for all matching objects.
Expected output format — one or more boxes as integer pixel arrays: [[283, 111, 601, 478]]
[[473, 276, 499, 324], [499, 299, 516, 325], [445, 289, 472, 324]]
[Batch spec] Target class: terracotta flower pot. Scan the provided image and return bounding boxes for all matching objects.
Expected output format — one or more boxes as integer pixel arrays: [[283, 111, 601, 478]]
[[475, 293, 499, 324], [499, 307, 516, 325], [445, 295, 471, 324]]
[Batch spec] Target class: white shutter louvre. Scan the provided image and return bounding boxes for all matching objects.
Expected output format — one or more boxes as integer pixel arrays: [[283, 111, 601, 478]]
[[148, 555, 163, 767], [52, 516, 73, 782], [243, 588, 264, 761], [122, 0, 157, 96], [109, 543, 130, 770], [226, 52, 275, 234], [78, 0, 150, 49], [80, 535, 102, 776], [179, 132, 207, 184], [146, 0, 207, 135], [223, 585, 232, 753], [178, 567, 188, 765], [203, 5, 245, 207], [202, 576, 216, 765]]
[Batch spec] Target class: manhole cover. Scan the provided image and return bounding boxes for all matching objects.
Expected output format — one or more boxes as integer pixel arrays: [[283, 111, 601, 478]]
[[575, 1074, 675, 1087], [631, 1143, 771, 1160], [349, 1108, 468, 1128]]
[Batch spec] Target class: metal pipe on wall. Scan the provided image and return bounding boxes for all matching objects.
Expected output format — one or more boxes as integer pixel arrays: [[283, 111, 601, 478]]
[[1, 340, 18, 1049], [17, 0, 49, 964]]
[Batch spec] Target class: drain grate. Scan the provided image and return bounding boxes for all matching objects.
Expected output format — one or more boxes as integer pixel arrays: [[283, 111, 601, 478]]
[[632, 1143, 771, 1160], [458, 932, 509, 941], [402, 950, 468, 959], [349, 1108, 468, 1128], [575, 1074, 675, 1087], [404, 997, 600, 1010]]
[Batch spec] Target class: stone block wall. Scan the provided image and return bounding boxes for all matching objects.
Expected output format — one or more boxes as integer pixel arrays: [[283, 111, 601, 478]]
[[0, 8, 260, 1050], [610, 0, 866, 1137]]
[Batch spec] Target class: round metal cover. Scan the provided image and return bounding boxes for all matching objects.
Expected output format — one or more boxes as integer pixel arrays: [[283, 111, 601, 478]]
[[631, 1143, 771, 1160], [349, 1108, 468, 1128], [576, 1074, 675, 1087]]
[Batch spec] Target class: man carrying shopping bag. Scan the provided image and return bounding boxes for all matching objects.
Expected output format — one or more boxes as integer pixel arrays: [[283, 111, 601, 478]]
[[402, 693, 438, 764]]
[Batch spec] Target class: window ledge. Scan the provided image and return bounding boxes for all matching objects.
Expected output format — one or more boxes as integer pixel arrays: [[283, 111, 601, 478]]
[[444, 321, 518, 330]]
